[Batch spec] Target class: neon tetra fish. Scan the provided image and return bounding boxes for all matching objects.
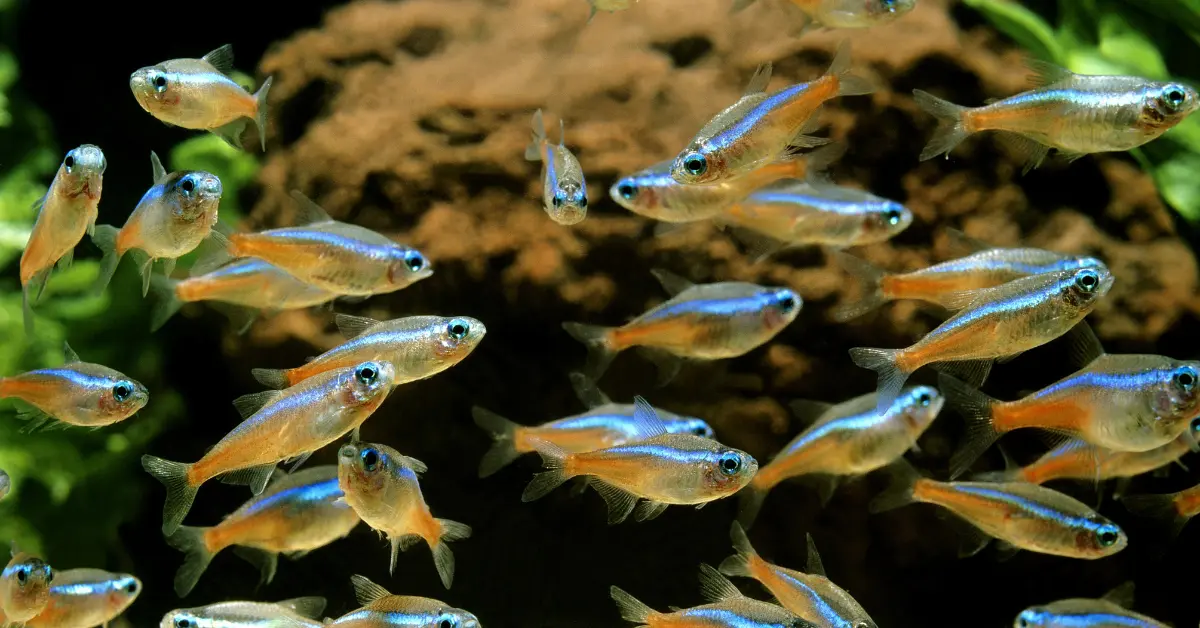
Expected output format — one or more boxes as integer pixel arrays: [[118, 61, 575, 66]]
[[91, 152, 223, 298], [563, 269, 800, 382], [978, 433, 1195, 487], [611, 564, 815, 628], [525, 109, 587, 226], [739, 386, 943, 527], [1123, 480, 1200, 539], [1014, 583, 1169, 628], [130, 44, 272, 151], [721, 523, 876, 628], [142, 360, 397, 536], [224, 191, 432, 297], [521, 397, 757, 524], [326, 575, 480, 628], [0, 342, 148, 431], [472, 371, 714, 477], [670, 43, 871, 185], [251, 314, 485, 390], [337, 442, 471, 588], [731, 0, 916, 30], [159, 597, 326, 628], [1, 552, 53, 625], [915, 62, 1199, 172], [20, 145, 106, 335], [871, 461, 1127, 559], [25, 569, 140, 628], [164, 466, 360, 597]]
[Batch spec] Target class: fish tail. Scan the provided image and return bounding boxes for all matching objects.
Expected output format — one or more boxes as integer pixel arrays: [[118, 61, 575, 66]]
[[735, 475, 772, 529], [828, 41, 874, 97], [165, 525, 217, 597], [521, 437, 576, 502], [471, 406, 523, 478], [719, 522, 759, 578], [939, 373, 1002, 480], [829, 251, 890, 321], [253, 76, 273, 152], [799, 141, 847, 181], [869, 459, 922, 514], [89, 224, 124, 297], [251, 368, 294, 390], [848, 346, 911, 411], [1123, 492, 1191, 538], [141, 455, 198, 536], [431, 518, 472, 589], [913, 89, 971, 161], [609, 586, 656, 625], [561, 322, 620, 380], [525, 109, 546, 161], [148, 274, 184, 333]]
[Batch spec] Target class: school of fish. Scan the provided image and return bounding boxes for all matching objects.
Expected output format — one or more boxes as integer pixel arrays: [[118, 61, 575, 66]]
[[2, 0, 1199, 626]]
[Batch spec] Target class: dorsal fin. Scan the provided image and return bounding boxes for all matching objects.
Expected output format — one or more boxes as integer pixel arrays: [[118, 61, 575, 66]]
[[394, 454, 428, 474], [1101, 581, 1135, 608], [62, 341, 81, 364], [743, 63, 773, 96], [650, 268, 696, 297], [569, 371, 612, 408], [289, 190, 335, 225], [1025, 57, 1074, 88], [150, 151, 167, 184], [631, 396, 668, 439], [335, 314, 382, 339], [276, 597, 327, 619], [698, 563, 743, 603], [232, 390, 285, 419], [788, 400, 834, 426], [202, 44, 235, 76], [805, 533, 826, 576], [350, 574, 392, 606], [1064, 320, 1105, 368], [942, 227, 994, 256]]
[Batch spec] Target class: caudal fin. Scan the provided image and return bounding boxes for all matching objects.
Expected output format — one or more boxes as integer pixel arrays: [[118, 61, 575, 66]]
[[848, 346, 910, 411], [869, 459, 922, 514], [431, 518, 472, 589], [253, 76, 273, 152], [827, 41, 874, 97], [149, 274, 184, 332], [141, 455, 198, 536], [521, 438, 575, 502], [165, 525, 216, 597], [939, 373, 1002, 479], [718, 522, 760, 579], [829, 251, 890, 321], [610, 586, 655, 625], [471, 406, 523, 478], [525, 109, 546, 161], [562, 322, 620, 380], [90, 224, 124, 297], [1123, 492, 1192, 539], [913, 89, 971, 161]]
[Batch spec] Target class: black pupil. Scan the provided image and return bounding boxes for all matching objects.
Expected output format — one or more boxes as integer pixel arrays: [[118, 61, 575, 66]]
[[16, 568, 26, 583], [1169, 90, 1184, 105], [779, 296, 795, 312], [64, 155, 74, 169], [406, 254, 423, 271], [125, 582, 137, 593], [1179, 370, 1196, 387], [887, 209, 901, 223], [685, 156, 705, 175], [1099, 530, 1116, 545], [177, 620, 190, 628], [552, 195, 563, 208], [721, 455, 738, 471], [362, 449, 379, 470], [1078, 272, 1097, 290], [181, 179, 194, 193], [359, 366, 376, 381], [578, 195, 587, 209], [694, 427, 706, 435], [918, 393, 931, 405], [450, 322, 467, 337], [439, 621, 452, 628], [114, 384, 131, 401], [618, 184, 636, 199], [155, 76, 167, 88]]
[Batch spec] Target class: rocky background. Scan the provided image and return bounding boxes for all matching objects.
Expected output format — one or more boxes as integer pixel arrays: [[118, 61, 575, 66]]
[[16, 0, 1200, 626]]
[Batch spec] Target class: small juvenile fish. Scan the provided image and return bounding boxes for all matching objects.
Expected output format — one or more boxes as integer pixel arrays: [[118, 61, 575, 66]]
[[521, 397, 757, 524], [159, 597, 326, 628], [224, 191, 431, 297], [720, 523, 876, 628], [871, 461, 1127, 559], [830, 243, 1103, 321], [251, 314, 485, 390], [739, 386, 943, 527], [1123, 480, 1200, 539], [165, 466, 360, 597], [142, 360, 398, 536], [149, 256, 339, 333], [670, 43, 871, 185], [941, 354, 1200, 478], [562, 269, 800, 382], [610, 143, 844, 223], [25, 569, 140, 628], [611, 564, 814, 628], [525, 109, 587, 226], [732, 0, 916, 30], [0, 471, 8, 502], [472, 371, 714, 477], [914, 62, 1199, 172], [326, 575, 480, 628], [0, 342, 148, 431], [91, 152, 223, 297], [1, 552, 54, 625], [850, 264, 1113, 413], [1014, 582, 1169, 628], [976, 433, 1194, 486], [337, 442, 471, 589], [20, 145, 106, 335], [130, 45, 272, 151], [719, 181, 913, 258]]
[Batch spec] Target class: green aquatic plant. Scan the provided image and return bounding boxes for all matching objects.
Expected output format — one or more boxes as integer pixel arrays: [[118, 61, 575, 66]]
[[964, 0, 1200, 221]]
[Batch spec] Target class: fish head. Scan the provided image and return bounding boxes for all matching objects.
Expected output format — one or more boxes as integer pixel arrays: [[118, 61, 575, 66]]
[[662, 415, 716, 439], [428, 609, 481, 628], [337, 440, 419, 507], [3, 555, 53, 613], [386, 246, 434, 289], [97, 376, 150, 421], [167, 171, 223, 221], [1153, 361, 1200, 424], [609, 173, 659, 213], [105, 574, 142, 610], [341, 360, 397, 408], [160, 609, 206, 628], [863, 201, 913, 241], [762, 287, 803, 329], [1142, 81, 1200, 132], [1074, 517, 1127, 557], [434, 316, 487, 364], [130, 65, 179, 116], [1057, 266, 1113, 310], [550, 181, 588, 225], [703, 447, 758, 495], [1014, 607, 1051, 628], [894, 385, 944, 433], [58, 144, 106, 200], [670, 145, 720, 185]]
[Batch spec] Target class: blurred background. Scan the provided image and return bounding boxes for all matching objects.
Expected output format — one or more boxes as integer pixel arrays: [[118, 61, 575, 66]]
[[1, 0, 1199, 626]]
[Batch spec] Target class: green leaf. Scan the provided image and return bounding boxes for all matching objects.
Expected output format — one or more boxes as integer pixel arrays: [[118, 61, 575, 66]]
[[962, 0, 1065, 62], [1097, 10, 1169, 78], [1151, 151, 1200, 221], [168, 134, 260, 223]]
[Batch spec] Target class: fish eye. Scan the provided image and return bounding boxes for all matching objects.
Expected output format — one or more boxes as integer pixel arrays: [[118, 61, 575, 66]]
[[403, 250, 425, 272], [1164, 85, 1187, 109], [175, 619, 193, 628], [717, 451, 742, 476], [776, 291, 797, 313], [1016, 616, 1031, 628], [113, 382, 133, 402], [360, 448, 380, 472], [1095, 526, 1120, 547], [916, 391, 932, 407], [551, 194, 564, 209], [1174, 366, 1198, 391], [885, 206, 904, 225], [617, 182, 638, 200], [180, 177, 195, 194], [1073, 269, 1100, 293], [15, 566, 28, 584], [44, 566, 52, 582], [447, 318, 470, 340], [355, 363, 380, 385], [683, 153, 708, 176], [153, 74, 168, 92], [693, 425, 712, 437], [64, 153, 75, 172], [123, 579, 139, 594], [439, 619, 456, 628], [578, 194, 588, 209]]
